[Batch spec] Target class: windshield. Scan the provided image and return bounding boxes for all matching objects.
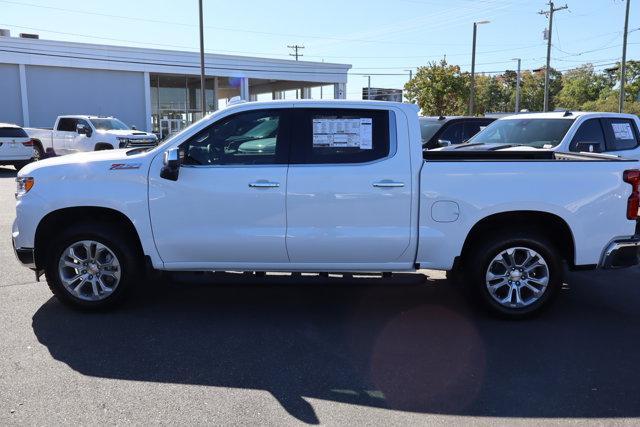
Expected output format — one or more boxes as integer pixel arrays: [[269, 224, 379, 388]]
[[89, 118, 130, 131], [468, 118, 575, 148], [419, 120, 443, 144]]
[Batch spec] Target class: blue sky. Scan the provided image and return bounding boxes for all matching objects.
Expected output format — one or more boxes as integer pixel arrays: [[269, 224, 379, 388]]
[[1, 0, 638, 99]]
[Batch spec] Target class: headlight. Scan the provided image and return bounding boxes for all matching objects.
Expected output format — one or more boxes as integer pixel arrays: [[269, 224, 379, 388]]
[[15, 177, 34, 199], [117, 137, 130, 148]]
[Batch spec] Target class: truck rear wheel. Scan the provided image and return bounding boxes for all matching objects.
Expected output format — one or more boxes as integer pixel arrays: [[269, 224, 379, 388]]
[[44, 222, 141, 310], [466, 232, 562, 318]]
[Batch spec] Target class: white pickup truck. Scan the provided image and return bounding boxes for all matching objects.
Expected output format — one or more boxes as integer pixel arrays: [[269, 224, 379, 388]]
[[25, 115, 158, 157], [11, 101, 640, 317], [439, 111, 640, 158]]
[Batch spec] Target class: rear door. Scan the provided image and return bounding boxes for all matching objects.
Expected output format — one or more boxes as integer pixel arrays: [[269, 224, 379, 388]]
[[285, 107, 413, 266], [54, 118, 77, 155]]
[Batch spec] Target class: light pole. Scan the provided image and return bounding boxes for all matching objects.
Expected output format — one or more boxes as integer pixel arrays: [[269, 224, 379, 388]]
[[469, 20, 490, 116], [512, 58, 521, 113], [619, 0, 631, 113], [198, 0, 206, 117]]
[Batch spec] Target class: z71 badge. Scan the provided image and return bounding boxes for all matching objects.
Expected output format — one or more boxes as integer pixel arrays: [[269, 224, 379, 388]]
[[110, 163, 141, 170]]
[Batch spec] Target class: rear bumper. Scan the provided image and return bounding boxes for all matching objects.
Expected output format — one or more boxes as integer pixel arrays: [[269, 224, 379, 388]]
[[600, 236, 640, 269]]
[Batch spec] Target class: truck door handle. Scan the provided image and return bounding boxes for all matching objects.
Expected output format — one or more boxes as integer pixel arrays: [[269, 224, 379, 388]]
[[249, 181, 280, 188], [373, 180, 405, 188]]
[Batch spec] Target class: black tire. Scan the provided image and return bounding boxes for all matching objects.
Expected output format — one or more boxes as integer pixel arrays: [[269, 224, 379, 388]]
[[44, 222, 142, 310], [465, 231, 562, 318], [32, 142, 44, 162]]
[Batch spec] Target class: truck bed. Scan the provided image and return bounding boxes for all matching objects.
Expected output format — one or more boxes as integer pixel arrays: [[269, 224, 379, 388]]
[[423, 150, 633, 162]]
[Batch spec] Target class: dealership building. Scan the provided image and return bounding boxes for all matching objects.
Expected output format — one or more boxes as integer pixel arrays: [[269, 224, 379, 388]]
[[0, 32, 350, 138]]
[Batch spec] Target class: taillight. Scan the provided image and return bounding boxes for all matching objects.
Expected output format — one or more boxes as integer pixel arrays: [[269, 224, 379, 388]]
[[623, 169, 640, 220], [22, 139, 34, 147]]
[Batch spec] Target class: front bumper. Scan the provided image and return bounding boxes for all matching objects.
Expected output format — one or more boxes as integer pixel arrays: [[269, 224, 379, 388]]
[[600, 236, 640, 269], [12, 238, 35, 268]]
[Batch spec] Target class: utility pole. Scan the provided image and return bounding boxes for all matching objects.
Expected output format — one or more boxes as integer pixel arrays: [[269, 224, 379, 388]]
[[404, 69, 413, 81], [512, 58, 522, 113], [469, 20, 490, 116], [619, 0, 631, 113], [288, 45, 304, 99], [539, 2, 568, 112], [198, 0, 206, 117], [364, 75, 372, 100], [287, 44, 305, 61]]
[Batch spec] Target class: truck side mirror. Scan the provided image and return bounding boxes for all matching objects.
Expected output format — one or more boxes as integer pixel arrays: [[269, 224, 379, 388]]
[[131, 125, 137, 130], [575, 141, 602, 153], [76, 124, 92, 138], [160, 148, 180, 181], [437, 139, 452, 147]]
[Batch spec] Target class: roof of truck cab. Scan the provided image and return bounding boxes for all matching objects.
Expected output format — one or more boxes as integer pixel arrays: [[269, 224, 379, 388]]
[[0, 122, 21, 128], [57, 115, 115, 119], [498, 111, 639, 120], [217, 99, 420, 114]]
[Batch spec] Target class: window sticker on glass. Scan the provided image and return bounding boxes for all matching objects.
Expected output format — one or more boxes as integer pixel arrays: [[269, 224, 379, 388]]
[[612, 122, 634, 140], [313, 117, 373, 149]]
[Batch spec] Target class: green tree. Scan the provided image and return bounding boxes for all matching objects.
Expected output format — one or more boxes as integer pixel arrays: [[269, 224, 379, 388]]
[[604, 60, 640, 102], [556, 64, 611, 110], [582, 88, 640, 115], [518, 67, 563, 111], [404, 60, 468, 116], [475, 74, 511, 114]]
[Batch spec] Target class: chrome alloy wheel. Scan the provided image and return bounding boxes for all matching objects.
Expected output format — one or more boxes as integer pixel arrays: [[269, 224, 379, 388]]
[[58, 240, 121, 301], [485, 246, 550, 309]]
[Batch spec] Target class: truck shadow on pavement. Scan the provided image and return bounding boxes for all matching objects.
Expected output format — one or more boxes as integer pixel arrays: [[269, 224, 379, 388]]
[[32, 269, 640, 424]]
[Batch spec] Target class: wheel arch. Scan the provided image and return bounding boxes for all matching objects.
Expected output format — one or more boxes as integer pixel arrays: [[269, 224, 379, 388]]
[[459, 210, 576, 268], [34, 206, 144, 270], [94, 142, 114, 151]]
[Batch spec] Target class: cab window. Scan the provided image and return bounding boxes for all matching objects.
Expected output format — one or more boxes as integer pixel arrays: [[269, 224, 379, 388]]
[[570, 119, 606, 152], [181, 109, 289, 165]]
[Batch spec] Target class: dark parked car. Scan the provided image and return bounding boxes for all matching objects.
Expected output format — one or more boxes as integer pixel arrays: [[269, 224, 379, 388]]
[[420, 116, 496, 149]]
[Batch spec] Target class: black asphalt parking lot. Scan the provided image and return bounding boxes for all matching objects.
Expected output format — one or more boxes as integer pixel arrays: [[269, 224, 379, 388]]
[[1, 165, 640, 425]]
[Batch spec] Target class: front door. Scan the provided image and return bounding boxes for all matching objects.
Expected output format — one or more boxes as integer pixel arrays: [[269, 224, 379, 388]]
[[149, 107, 292, 268], [285, 107, 413, 266]]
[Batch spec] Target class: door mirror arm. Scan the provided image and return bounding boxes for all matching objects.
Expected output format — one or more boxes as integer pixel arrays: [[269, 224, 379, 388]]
[[160, 148, 180, 181]]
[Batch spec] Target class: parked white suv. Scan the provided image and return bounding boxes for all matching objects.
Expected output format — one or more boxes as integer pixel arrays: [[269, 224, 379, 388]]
[[26, 115, 158, 156], [0, 123, 41, 170]]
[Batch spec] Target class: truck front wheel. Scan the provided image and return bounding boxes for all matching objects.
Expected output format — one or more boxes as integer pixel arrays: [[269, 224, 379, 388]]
[[44, 222, 141, 310], [467, 232, 562, 318]]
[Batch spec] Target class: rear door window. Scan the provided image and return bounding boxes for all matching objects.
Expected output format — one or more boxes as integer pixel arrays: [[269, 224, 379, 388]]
[[290, 108, 390, 164], [602, 118, 639, 151], [439, 122, 465, 145], [570, 119, 606, 152], [0, 127, 28, 138]]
